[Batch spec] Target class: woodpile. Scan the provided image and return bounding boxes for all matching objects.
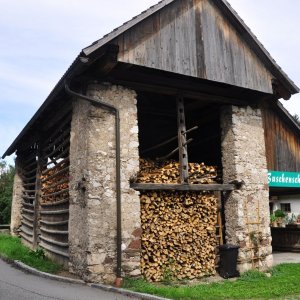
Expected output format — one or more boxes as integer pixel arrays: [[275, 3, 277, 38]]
[[136, 159, 220, 184], [41, 162, 69, 204], [138, 159, 219, 281]]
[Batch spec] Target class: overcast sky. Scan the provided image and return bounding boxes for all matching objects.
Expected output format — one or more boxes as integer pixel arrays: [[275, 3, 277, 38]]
[[0, 0, 299, 164]]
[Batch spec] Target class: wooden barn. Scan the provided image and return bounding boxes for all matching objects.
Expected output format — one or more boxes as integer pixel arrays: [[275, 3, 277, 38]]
[[262, 102, 300, 252], [3, 0, 299, 284]]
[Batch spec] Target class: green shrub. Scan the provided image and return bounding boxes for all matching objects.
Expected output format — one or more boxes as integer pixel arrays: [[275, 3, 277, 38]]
[[0, 234, 62, 273], [274, 209, 286, 218]]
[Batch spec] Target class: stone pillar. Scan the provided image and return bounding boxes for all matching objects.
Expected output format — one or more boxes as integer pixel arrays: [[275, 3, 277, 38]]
[[220, 105, 272, 272], [68, 98, 89, 279], [69, 84, 140, 284], [10, 157, 24, 236]]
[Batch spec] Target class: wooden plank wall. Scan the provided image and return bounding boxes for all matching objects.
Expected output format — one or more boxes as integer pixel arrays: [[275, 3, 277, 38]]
[[262, 107, 300, 172], [201, 0, 273, 93], [17, 103, 72, 264], [114, 0, 273, 94], [19, 149, 38, 248], [116, 1, 197, 76]]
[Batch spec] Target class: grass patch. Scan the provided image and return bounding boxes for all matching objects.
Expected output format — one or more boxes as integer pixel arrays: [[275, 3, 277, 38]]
[[124, 264, 300, 299], [0, 233, 62, 274]]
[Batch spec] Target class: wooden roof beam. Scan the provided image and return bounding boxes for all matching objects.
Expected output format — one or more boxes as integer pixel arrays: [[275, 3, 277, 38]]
[[108, 69, 249, 106]]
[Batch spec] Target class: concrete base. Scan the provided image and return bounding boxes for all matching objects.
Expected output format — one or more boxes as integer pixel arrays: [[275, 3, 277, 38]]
[[273, 252, 300, 265]]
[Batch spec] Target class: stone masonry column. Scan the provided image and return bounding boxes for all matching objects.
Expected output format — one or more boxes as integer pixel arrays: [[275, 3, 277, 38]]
[[220, 105, 273, 272], [10, 156, 24, 236], [68, 98, 90, 279], [69, 84, 140, 283]]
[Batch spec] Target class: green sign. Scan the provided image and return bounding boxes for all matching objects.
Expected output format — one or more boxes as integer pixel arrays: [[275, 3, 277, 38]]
[[268, 171, 300, 188]]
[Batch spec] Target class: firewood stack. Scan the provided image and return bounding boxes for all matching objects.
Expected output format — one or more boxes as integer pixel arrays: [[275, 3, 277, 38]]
[[41, 162, 69, 204], [137, 159, 219, 282], [137, 159, 220, 184]]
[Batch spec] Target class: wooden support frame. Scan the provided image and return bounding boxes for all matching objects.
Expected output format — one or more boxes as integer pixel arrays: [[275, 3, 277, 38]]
[[16, 106, 72, 262], [109, 67, 250, 106], [131, 183, 235, 191], [214, 191, 224, 245], [177, 96, 189, 183], [19, 151, 37, 248], [33, 146, 42, 249]]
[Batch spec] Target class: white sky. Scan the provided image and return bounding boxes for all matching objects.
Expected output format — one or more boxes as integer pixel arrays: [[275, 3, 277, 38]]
[[0, 0, 299, 164]]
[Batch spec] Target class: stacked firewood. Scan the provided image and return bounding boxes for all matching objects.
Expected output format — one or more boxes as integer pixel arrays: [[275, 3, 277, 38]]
[[41, 162, 69, 204], [138, 159, 219, 281], [137, 159, 220, 184]]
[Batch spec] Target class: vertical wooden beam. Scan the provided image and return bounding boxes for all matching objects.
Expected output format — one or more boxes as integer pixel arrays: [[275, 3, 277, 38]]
[[33, 147, 42, 249], [214, 191, 224, 245], [177, 96, 189, 183]]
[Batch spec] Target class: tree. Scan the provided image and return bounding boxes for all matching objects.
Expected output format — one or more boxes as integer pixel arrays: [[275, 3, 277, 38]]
[[0, 160, 15, 224], [293, 114, 300, 125]]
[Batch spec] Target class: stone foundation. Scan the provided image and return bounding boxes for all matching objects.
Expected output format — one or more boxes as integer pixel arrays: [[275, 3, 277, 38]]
[[69, 84, 141, 284], [221, 105, 273, 272]]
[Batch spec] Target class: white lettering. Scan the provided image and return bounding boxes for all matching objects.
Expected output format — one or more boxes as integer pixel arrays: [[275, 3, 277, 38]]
[[267, 173, 271, 184], [268, 171, 300, 186]]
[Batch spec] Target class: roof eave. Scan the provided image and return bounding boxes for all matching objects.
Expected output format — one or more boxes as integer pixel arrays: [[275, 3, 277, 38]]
[[1, 54, 84, 159], [275, 101, 300, 133], [218, 0, 299, 95]]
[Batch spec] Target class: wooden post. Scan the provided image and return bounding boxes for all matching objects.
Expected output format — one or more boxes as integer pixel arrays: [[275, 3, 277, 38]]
[[177, 96, 189, 183], [33, 146, 43, 249], [214, 191, 224, 245]]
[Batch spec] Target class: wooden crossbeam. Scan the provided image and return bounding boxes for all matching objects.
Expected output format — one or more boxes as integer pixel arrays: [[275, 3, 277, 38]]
[[130, 183, 235, 191]]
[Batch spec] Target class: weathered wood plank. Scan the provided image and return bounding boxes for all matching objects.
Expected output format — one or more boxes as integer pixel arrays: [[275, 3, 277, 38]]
[[40, 209, 69, 215], [177, 97, 189, 183], [22, 208, 34, 214], [110, 73, 249, 105], [194, 0, 206, 78], [20, 226, 33, 236], [40, 220, 68, 226], [159, 1, 176, 72], [39, 241, 69, 257], [201, 0, 273, 93], [40, 227, 68, 235], [21, 219, 34, 229], [262, 104, 300, 172], [22, 214, 34, 223], [40, 237, 68, 248], [19, 232, 34, 244], [116, 0, 273, 93]]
